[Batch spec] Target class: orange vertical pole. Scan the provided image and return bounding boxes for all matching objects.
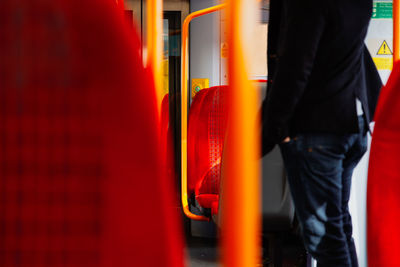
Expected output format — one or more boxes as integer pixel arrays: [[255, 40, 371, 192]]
[[394, 0, 400, 63], [147, 0, 163, 117], [222, 0, 261, 266]]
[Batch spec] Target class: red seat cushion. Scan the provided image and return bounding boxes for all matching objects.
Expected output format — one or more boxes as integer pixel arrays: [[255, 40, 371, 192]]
[[187, 86, 228, 210], [367, 63, 400, 267], [0, 1, 183, 266], [195, 163, 221, 208]]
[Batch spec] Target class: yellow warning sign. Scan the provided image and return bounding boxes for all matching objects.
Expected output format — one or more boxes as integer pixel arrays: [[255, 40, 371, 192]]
[[191, 78, 209, 99], [373, 57, 393, 70], [377, 40, 393, 55]]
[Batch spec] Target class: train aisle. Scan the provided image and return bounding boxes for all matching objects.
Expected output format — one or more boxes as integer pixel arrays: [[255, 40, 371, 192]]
[[187, 237, 221, 267], [186, 234, 308, 267]]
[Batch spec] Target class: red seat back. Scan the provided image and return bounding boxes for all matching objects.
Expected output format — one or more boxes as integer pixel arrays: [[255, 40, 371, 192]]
[[187, 89, 209, 193], [160, 94, 171, 168], [0, 1, 183, 266], [187, 86, 228, 209], [160, 94, 178, 204], [367, 63, 400, 267]]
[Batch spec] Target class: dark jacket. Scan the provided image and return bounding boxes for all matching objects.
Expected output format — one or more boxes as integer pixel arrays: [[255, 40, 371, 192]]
[[262, 0, 382, 155]]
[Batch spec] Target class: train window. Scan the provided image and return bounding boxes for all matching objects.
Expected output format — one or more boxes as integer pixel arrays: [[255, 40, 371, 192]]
[[163, 18, 169, 96], [248, 23, 268, 79], [249, 1, 269, 79]]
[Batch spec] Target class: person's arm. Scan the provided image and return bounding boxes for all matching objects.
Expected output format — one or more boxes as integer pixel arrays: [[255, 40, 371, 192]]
[[262, 1, 326, 155], [363, 44, 383, 122]]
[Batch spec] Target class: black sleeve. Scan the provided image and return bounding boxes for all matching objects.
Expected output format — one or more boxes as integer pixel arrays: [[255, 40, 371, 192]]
[[261, 1, 326, 155], [363, 44, 383, 121]]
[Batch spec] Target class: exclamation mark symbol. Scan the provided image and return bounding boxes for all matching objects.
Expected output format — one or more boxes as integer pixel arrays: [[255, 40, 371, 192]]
[[377, 41, 392, 55]]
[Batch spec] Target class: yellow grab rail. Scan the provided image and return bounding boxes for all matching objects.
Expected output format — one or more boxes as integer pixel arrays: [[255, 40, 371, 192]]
[[394, 0, 400, 62], [181, 3, 227, 221], [222, 0, 261, 266]]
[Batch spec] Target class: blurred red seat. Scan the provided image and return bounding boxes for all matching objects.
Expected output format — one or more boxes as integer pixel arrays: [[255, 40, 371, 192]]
[[368, 63, 400, 267], [160, 94, 172, 168], [0, 0, 183, 266]]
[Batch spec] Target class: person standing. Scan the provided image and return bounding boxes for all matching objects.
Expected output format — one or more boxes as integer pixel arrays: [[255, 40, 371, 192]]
[[261, 0, 382, 266]]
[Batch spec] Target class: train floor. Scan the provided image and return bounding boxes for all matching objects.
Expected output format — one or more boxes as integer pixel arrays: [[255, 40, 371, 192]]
[[186, 236, 220, 267], [186, 233, 309, 267]]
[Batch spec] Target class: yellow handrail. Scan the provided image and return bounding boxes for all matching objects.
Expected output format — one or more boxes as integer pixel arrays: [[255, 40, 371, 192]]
[[394, 0, 400, 62], [181, 3, 227, 221], [222, 0, 261, 266]]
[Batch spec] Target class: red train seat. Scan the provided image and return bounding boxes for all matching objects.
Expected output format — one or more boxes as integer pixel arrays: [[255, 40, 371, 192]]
[[160, 94, 171, 167], [367, 63, 400, 267], [188, 89, 209, 194], [187, 86, 228, 215], [161, 94, 170, 149], [0, 1, 183, 266], [160, 93, 178, 204]]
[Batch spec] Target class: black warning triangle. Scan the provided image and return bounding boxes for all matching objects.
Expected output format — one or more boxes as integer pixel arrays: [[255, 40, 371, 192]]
[[377, 40, 393, 55]]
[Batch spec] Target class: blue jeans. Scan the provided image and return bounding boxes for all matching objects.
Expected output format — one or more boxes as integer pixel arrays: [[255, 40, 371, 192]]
[[279, 117, 367, 267]]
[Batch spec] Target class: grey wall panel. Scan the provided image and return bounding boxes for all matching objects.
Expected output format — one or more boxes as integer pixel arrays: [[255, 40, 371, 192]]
[[189, 0, 221, 94]]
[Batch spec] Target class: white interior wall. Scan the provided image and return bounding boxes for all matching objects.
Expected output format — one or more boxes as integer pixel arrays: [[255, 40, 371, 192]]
[[189, 0, 221, 91]]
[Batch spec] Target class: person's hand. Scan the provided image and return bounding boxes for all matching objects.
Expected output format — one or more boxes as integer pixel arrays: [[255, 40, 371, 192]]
[[282, 137, 291, 143]]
